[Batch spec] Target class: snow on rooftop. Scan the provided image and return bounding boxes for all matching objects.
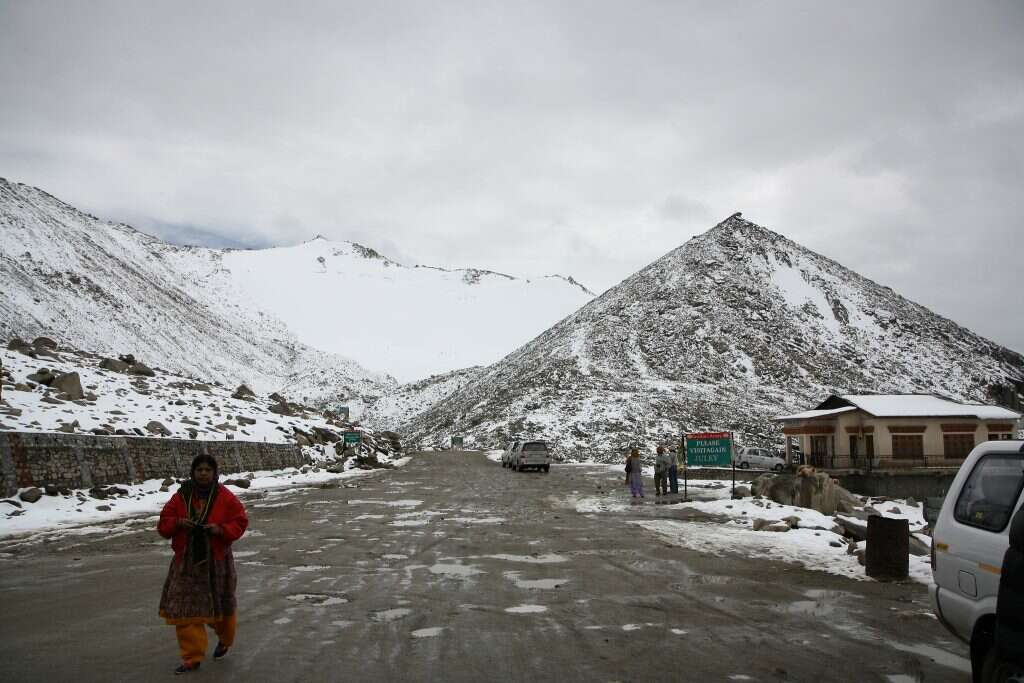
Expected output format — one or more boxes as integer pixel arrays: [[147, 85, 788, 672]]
[[842, 394, 1021, 420]]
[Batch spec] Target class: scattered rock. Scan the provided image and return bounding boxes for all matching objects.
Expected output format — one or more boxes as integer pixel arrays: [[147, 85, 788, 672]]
[[44, 484, 60, 496], [145, 420, 171, 436], [118, 354, 136, 365], [90, 428, 111, 436], [269, 392, 287, 403], [159, 485, 169, 492], [888, 506, 902, 514], [835, 516, 869, 542], [236, 416, 256, 426], [782, 515, 802, 529], [41, 396, 66, 405], [18, 488, 44, 504], [57, 420, 80, 433], [1, 498, 23, 508], [906, 496, 918, 508], [752, 518, 771, 531], [162, 478, 175, 487], [95, 505, 111, 512], [99, 358, 130, 372], [26, 369, 57, 386], [733, 485, 751, 498], [909, 534, 931, 557], [232, 385, 256, 400], [765, 522, 791, 532], [829, 540, 843, 548], [225, 478, 251, 489], [270, 402, 295, 417]]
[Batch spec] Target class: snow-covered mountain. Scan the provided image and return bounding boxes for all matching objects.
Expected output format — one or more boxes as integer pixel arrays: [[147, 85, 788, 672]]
[[0, 178, 594, 411], [399, 213, 1024, 457]]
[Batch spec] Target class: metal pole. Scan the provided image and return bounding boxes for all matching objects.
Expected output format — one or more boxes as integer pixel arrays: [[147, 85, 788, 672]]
[[731, 431, 736, 498]]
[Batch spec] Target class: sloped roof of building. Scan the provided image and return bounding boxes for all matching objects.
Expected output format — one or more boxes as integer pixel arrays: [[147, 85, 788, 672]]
[[775, 394, 1021, 421], [774, 406, 858, 421]]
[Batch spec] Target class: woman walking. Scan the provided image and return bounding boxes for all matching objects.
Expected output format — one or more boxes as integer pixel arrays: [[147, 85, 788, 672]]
[[627, 448, 645, 499], [158, 454, 248, 675]]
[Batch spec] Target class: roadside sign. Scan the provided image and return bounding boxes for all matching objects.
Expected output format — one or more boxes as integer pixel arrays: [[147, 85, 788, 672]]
[[343, 431, 361, 446], [684, 432, 733, 468], [451, 436, 464, 449]]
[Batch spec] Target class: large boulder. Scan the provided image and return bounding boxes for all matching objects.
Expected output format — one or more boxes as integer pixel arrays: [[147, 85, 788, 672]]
[[19, 488, 43, 504], [50, 372, 84, 400], [312, 427, 341, 443], [269, 402, 295, 416], [128, 363, 156, 377], [32, 337, 58, 351], [796, 470, 861, 515], [99, 358, 130, 372], [751, 473, 799, 506]]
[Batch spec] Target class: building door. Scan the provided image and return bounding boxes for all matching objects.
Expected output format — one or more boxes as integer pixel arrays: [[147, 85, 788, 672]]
[[849, 435, 860, 466], [811, 436, 829, 467]]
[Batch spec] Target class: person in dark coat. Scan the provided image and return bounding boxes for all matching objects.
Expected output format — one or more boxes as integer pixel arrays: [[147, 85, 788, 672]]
[[996, 504, 1024, 670]]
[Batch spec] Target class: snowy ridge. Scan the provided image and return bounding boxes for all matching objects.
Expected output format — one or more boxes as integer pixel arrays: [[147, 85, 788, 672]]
[[399, 214, 1024, 457], [0, 178, 594, 403]]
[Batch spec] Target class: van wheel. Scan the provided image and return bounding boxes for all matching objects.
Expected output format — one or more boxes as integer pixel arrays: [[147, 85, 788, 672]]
[[981, 646, 1024, 683], [773, 464, 784, 472], [544, 465, 550, 473], [740, 462, 750, 469]]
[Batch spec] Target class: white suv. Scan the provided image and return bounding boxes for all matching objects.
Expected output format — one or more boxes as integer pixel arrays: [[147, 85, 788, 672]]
[[930, 439, 1024, 681], [733, 447, 786, 471]]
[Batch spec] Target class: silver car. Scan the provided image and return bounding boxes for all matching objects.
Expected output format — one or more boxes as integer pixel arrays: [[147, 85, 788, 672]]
[[510, 440, 551, 472], [733, 447, 786, 471]]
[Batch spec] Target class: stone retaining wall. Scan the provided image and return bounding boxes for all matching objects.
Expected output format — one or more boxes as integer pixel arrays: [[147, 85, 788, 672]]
[[836, 469, 958, 500], [0, 432, 307, 497]]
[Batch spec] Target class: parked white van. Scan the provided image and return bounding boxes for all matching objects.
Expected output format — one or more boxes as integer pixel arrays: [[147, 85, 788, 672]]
[[510, 441, 551, 472], [930, 439, 1024, 681], [733, 447, 786, 471]]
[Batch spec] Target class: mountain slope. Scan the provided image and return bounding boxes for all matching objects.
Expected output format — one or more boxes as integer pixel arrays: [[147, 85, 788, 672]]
[[0, 178, 393, 412], [399, 213, 1024, 456]]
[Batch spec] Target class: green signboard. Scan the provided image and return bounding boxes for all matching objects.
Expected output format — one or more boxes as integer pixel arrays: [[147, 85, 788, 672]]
[[684, 432, 733, 468], [451, 436, 464, 449], [343, 431, 361, 446]]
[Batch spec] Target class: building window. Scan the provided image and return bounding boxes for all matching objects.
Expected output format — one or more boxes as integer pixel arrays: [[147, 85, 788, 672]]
[[943, 434, 976, 459], [891, 434, 923, 458], [988, 432, 1011, 441], [954, 453, 1024, 532]]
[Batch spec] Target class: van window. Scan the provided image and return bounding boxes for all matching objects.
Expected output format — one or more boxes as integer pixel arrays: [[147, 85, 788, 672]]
[[953, 454, 1024, 532], [522, 442, 548, 451]]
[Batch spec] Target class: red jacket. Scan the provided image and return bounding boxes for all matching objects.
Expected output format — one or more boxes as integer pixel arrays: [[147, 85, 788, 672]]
[[158, 485, 248, 563]]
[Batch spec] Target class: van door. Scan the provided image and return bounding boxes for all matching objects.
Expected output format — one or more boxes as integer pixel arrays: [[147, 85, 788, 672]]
[[936, 452, 1024, 636]]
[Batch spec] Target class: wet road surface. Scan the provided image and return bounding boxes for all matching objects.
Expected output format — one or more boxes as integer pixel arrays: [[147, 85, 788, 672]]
[[0, 451, 970, 682]]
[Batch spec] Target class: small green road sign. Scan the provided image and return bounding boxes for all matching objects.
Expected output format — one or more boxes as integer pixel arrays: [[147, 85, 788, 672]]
[[685, 432, 733, 467], [451, 436, 464, 449], [343, 431, 361, 446]]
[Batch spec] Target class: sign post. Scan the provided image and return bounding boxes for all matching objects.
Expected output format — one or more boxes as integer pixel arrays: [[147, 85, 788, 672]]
[[684, 431, 735, 497], [343, 431, 361, 449]]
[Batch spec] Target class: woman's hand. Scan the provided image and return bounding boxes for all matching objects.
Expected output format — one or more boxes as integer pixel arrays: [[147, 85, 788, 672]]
[[176, 518, 195, 529], [205, 524, 223, 536]]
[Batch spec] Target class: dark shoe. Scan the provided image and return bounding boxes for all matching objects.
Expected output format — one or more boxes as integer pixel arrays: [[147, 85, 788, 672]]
[[214, 643, 229, 660], [174, 661, 200, 675]]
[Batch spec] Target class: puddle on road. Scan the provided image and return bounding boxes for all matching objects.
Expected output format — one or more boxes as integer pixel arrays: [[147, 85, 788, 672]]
[[286, 593, 348, 606], [504, 572, 568, 589], [371, 607, 412, 623], [505, 604, 547, 614], [290, 565, 330, 572], [889, 642, 971, 674], [429, 563, 483, 578], [484, 553, 569, 564], [411, 627, 445, 638]]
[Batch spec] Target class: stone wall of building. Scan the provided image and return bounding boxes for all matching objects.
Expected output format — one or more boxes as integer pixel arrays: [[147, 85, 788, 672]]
[[0, 432, 307, 497]]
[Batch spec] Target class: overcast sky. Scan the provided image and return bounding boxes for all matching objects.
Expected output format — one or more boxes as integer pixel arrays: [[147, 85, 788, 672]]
[[2, 1, 1022, 353]]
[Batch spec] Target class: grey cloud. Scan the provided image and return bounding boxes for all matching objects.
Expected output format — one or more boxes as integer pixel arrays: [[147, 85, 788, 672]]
[[1, 0, 1022, 352]]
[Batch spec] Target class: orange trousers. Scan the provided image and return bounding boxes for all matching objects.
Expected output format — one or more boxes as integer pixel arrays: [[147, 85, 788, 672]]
[[174, 614, 237, 664]]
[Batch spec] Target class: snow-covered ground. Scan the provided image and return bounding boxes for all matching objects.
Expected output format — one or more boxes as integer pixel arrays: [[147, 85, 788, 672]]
[[0, 345, 367, 443], [566, 467, 934, 585], [0, 460, 408, 539]]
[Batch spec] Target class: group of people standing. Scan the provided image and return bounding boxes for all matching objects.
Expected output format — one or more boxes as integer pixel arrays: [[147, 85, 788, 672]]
[[624, 445, 680, 498]]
